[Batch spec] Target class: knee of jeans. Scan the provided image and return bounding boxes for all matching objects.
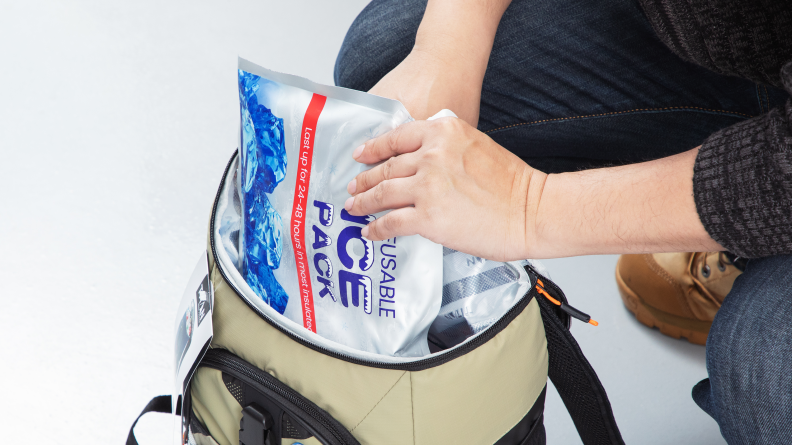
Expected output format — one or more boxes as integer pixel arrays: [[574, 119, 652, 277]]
[[703, 319, 750, 409], [333, 0, 426, 91], [703, 255, 792, 443], [691, 378, 714, 416], [705, 255, 792, 416]]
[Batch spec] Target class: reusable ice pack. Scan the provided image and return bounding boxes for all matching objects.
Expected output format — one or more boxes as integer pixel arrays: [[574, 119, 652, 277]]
[[236, 58, 443, 357]]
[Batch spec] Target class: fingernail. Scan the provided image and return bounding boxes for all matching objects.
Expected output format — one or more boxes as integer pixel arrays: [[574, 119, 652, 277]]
[[344, 196, 354, 211], [352, 144, 365, 159], [347, 179, 356, 194], [361, 226, 369, 239]]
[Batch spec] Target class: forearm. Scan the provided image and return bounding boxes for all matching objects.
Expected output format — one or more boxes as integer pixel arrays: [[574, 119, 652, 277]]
[[408, 0, 511, 123], [415, 0, 512, 67], [367, 0, 510, 126], [531, 148, 724, 258]]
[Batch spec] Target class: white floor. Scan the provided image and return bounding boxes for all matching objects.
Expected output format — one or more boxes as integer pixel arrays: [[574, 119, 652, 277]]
[[0, 1, 725, 444]]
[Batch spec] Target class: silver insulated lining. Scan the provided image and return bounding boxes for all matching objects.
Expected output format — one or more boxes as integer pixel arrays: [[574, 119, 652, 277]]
[[430, 247, 533, 350]]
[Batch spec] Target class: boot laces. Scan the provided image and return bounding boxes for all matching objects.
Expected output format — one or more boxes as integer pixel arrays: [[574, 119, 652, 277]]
[[688, 252, 730, 305], [697, 251, 729, 278]]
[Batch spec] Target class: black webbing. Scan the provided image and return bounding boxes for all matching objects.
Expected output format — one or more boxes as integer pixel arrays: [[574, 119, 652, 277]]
[[538, 295, 625, 445], [126, 395, 176, 445]]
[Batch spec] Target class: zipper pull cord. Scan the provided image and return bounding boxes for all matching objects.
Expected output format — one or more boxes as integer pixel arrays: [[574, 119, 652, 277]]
[[536, 279, 599, 326]]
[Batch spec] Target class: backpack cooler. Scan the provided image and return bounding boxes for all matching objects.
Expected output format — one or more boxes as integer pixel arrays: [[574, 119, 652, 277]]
[[128, 152, 625, 445]]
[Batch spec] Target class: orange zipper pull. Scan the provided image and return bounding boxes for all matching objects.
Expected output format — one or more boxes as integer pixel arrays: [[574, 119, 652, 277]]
[[536, 280, 598, 326]]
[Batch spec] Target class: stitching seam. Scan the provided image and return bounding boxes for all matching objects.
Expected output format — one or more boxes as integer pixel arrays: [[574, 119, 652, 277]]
[[644, 255, 693, 317], [644, 255, 682, 297], [349, 371, 407, 432], [762, 85, 770, 113], [483, 106, 754, 134], [756, 84, 765, 113], [410, 372, 416, 445]]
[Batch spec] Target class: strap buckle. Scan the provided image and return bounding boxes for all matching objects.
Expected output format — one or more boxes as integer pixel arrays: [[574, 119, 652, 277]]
[[239, 403, 275, 445]]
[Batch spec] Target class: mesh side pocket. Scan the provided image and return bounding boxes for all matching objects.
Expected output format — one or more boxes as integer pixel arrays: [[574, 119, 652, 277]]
[[222, 372, 245, 406]]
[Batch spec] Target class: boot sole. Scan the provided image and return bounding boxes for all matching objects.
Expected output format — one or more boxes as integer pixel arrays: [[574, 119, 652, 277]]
[[615, 259, 710, 346]]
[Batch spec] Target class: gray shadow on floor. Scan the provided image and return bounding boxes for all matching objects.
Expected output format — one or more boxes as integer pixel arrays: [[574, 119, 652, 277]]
[[539, 255, 724, 445]]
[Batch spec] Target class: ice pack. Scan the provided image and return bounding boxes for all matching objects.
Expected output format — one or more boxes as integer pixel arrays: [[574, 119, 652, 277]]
[[236, 58, 443, 357]]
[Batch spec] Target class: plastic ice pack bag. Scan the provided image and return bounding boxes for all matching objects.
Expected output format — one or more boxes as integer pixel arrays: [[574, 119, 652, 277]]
[[233, 58, 540, 358], [236, 58, 443, 357]]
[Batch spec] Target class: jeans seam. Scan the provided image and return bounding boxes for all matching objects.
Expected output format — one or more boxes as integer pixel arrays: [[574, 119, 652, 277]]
[[763, 85, 770, 113], [483, 106, 754, 135], [756, 84, 765, 113]]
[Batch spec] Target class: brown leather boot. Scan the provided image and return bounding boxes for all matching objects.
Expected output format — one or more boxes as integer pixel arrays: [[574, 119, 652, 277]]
[[615, 252, 743, 345]]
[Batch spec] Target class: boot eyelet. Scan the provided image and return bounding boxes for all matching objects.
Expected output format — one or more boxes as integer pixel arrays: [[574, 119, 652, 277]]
[[718, 263, 726, 272], [702, 265, 711, 278]]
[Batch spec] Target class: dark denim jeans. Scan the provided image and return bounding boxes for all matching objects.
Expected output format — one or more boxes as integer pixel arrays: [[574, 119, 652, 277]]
[[335, 0, 792, 443], [693, 254, 792, 444], [335, 0, 788, 173]]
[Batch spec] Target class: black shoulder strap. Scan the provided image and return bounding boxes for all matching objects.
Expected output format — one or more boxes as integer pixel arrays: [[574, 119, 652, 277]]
[[537, 293, 625, 445], [126, 395, 176, 445]]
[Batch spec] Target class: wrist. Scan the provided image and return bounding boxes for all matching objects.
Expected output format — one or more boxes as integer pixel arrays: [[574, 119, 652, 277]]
[[393, 47, 484, 125], [530, 171, 579, 259], [521, 167, 550, 259]]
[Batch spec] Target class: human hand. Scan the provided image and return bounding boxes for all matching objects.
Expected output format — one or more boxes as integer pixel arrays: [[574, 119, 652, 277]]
[[366, 0, 513, 126], [345, 118, 721, 260], [344, 117, 548, 262], [369, 49, 483, 126]]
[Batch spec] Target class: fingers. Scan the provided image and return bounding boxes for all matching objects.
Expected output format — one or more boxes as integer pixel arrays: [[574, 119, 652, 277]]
[[361, 207, 420, 241], [353, 120, 432, 164], [348, 153, 418, 195], [345, 177, 415, 217]]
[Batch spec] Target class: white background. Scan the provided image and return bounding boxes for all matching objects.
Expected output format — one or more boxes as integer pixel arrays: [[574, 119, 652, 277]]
[[0, 1, 725, 443]]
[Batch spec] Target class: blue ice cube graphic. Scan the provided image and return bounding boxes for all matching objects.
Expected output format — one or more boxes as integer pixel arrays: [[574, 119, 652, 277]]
[[245, 258, 289, 315], [240, 107, 259, 194], [238, 69, 290, 314], [245, 195, 283, 269], [239, 70, 287, 194]]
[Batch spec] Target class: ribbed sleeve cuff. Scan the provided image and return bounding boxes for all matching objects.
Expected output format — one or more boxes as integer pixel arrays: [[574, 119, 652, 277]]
[[693, 101, 792, 258]]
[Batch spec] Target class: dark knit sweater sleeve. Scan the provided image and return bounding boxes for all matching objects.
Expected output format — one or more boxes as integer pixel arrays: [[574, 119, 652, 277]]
[[693, 63, 792, 258], [637, 0, 792, 88]]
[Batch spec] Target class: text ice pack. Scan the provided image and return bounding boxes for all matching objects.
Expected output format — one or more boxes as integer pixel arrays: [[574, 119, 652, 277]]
[[236, 59, 443, 357]]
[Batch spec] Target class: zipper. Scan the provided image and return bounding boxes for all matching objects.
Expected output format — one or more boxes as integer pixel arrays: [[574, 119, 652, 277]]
[[200, 348, 359, 445], [210, 151, 558, 371], [525, 268, 572, 330]]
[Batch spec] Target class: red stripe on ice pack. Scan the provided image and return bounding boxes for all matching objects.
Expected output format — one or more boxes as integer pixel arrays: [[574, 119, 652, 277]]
[[290, 93, 327, 333]]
